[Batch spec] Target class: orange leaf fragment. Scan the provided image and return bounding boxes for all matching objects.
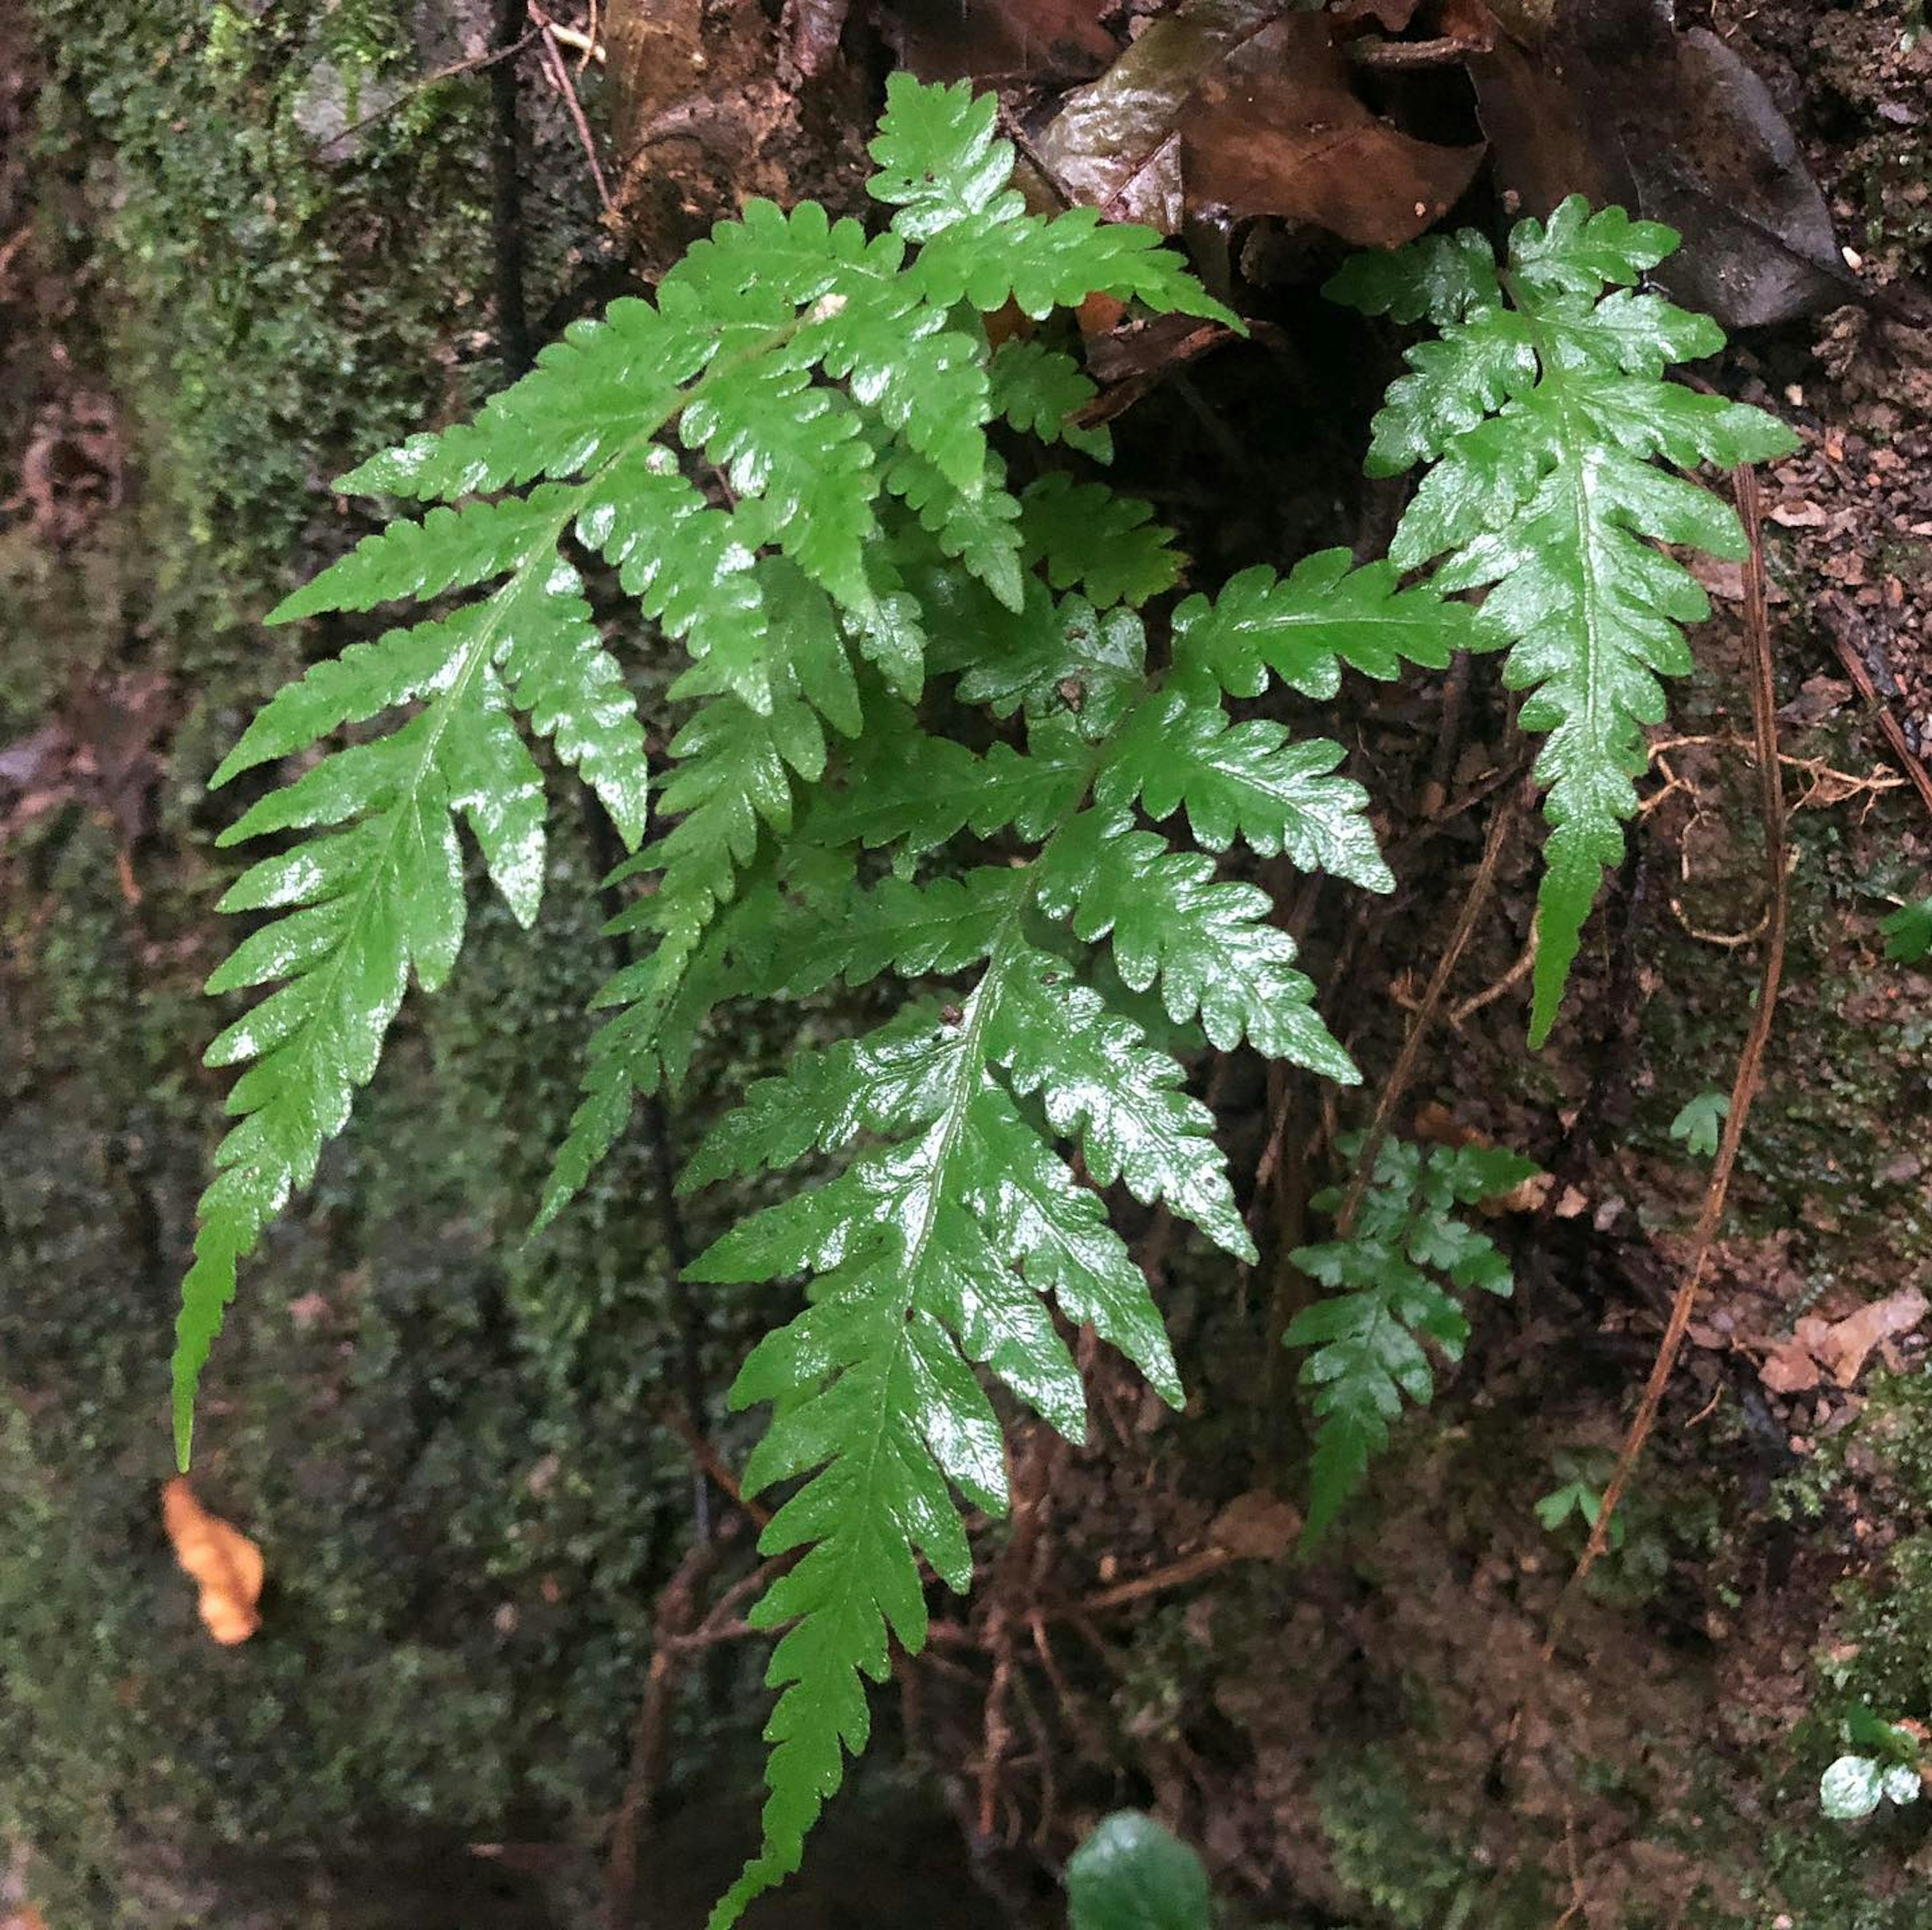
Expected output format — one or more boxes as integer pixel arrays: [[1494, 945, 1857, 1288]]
[[162, 1477, 264, 1645]]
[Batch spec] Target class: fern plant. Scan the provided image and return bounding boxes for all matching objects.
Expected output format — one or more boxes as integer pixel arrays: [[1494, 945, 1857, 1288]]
[[1286, 1136, 1536, 1542], [171, 69, 1795, 1924], [1327, 200, 1799, 1043]]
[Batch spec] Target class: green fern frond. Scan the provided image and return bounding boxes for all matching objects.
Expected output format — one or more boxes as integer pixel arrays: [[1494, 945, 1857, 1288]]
[[180, 73, 1229, 1458], [678, 560, 1478, 1912], [1286, 1136, 1536, 1542], [1328, 196, 1798, 1042]]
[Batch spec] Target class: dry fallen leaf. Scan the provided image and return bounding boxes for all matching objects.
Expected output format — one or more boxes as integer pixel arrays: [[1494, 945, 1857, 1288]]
[[1470, 0, 1845, 326], [162, 1477, 264, 1645], [1759, 1317, 1832, 1395], [1817, 1289, 1929, 1388], [1209, 1489, 1302, 1560], [1038, 0, 1481, 246]]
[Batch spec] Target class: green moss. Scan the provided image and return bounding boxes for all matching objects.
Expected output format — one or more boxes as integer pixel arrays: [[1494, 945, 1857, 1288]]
[[0, 6, 740, 1913], [31, 0, 496, 654]]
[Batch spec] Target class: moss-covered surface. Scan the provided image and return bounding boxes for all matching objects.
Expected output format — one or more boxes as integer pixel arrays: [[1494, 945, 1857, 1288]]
[[8, 4, 1932, 1927], [0, 6, 757, 1921]]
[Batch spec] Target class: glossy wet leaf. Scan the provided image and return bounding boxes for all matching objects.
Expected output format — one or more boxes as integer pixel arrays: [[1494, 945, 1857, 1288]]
[[1329, 196, 1798, 1042], [1066, 1811, 1214, 1930]]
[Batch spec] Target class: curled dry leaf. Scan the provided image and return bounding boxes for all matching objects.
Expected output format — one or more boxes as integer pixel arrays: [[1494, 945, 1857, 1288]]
[[162, 1477, 264, 1645], [1757, 1291, 1930, 1396], [1209, 1489, 1302, 1560], [1818, 1288, 1929, 1387], [1038, 0, 1482, 246]]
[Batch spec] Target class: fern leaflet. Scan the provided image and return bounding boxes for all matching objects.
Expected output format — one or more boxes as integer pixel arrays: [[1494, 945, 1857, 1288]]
[[1285, 1136, 1536, 1542]]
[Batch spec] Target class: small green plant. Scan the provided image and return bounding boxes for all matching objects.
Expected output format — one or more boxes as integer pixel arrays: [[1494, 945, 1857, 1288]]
[[1883, 896, 1932, 963], [1669, 1088, 1730, 1158], [170, 70, 1794, 1923], [1066, 1811, 1213, 1930], [1535, 1457, 1625, 1551], [1820, 1708, 1924, 1821], [1286, 1136, 1537, 1541]]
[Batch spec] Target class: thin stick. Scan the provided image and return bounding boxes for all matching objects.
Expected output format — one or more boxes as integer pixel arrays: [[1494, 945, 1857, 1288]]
[[1557, 463, 1789, 1612], [1334, 776, 1527, 1238], [318, 28, 545, 153], [1817, 595, 1932, 823], [530, 6, 615, 216]]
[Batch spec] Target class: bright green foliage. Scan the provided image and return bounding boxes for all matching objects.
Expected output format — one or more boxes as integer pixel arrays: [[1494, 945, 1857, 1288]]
[[1328, 197, 1799, 1043], [1883, 896, 1932, 963], [1065, 1811, 1215, 1930], [176, 68, 1477, 1926], [1669, 1088, 1730, 1159], [178, 73, 1233, 1459], [676, 542, 1441, 1917], [1286, 1136, 1537, 1542]]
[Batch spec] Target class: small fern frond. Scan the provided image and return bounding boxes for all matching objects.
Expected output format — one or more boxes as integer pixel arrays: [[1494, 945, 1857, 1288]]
[[988, 338, 1111, 460], [1328, 196, 1798, 1042], [1285, 1136, 1536, 1542]]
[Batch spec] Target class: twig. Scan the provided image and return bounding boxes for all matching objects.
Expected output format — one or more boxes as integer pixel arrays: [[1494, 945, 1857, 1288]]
[[1816, 594, 1932, 823], [530, 5, 616, 217], [318, 28, 544, 153], [603, 1524, 735, 1928], [1334, 775, 1527, 1238], [1346, 32, 1490, 68], [1074, 1546, 1236, 1614], [1556, 463, 1789, 1614], [661, 1401, 768, 1531], [550, 17, 606, 65]]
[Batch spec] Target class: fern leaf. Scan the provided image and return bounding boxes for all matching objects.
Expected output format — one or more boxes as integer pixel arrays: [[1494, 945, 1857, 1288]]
[[991, 946, 1254, 1258], [1168, 550, 1473, 701], [1100, 692, 1393, 890], [867, 73, 1237, 327], [1328, 195, 1798, 1042], [1286, 1138, 1535, 1541], [989, 338, 1111, 461], [1037, 812, 1358, 1080], [955, 590, 1150, 739], [1021, 475, 1181, 610], [337, 294, 718, 500]]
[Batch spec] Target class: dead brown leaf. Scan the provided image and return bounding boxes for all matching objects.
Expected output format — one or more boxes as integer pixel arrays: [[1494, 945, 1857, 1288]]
[[1470, 0, 1846, 327], [1817, 1288, 1929, 1387], [1209, 1489, 1302, 1560], [1185, 16, 1485, 246], [162, 1478, 265, 1646], [1758, 1317, 1831, 1395], [1038, 0, 1480, 246], [878, 0, 1116, 84]]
